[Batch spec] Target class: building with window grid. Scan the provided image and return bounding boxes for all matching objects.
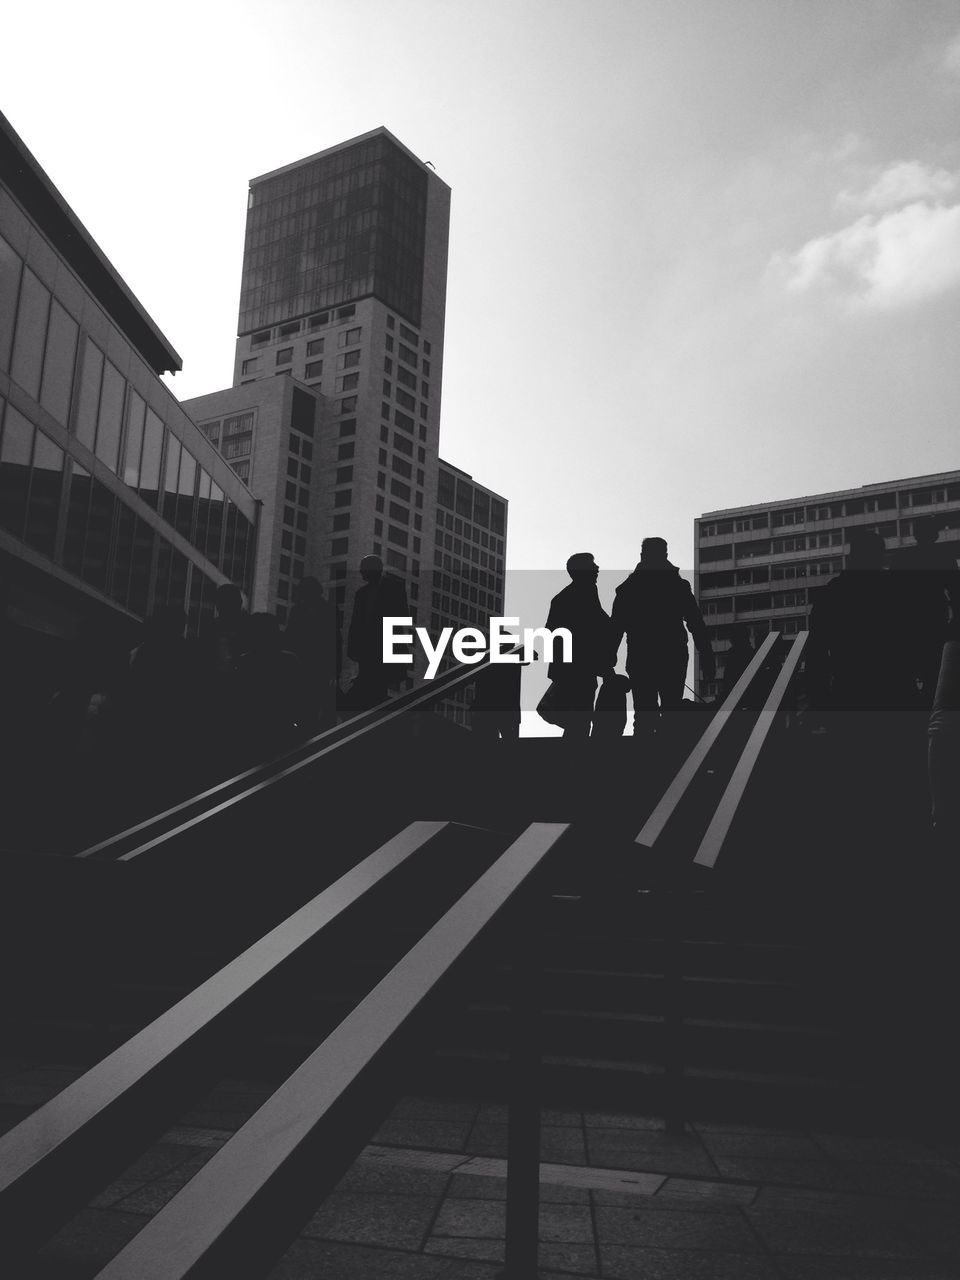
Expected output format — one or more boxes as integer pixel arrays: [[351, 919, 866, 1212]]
[[694, 470, 960, 698], [431, 460, 508, 726], [0, 111, 256, 675], [227, 127, 451, 634]]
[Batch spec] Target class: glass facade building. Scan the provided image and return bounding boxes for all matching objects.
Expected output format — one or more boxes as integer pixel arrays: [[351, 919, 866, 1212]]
[[239, 133, 429, 335], [0, 110, 257, 650]]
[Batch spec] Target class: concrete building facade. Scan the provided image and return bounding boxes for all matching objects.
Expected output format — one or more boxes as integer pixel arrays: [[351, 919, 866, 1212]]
[[694, 470, 960, 697]]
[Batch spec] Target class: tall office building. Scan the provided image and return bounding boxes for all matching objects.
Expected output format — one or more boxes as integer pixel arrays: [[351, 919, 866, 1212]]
[[694, 470, 960, 697], [227, 127, 451, 628]]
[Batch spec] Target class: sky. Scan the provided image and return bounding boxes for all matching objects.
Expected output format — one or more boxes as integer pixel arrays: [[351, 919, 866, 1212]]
[[4, 0, 960, 583]]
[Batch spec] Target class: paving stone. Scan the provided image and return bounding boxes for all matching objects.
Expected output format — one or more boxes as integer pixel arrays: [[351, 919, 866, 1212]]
[[709, 1155, 859, 1190], [448, 1171, 589, 1203], [702, 1132, 827, 1160], [432, 1199, 505, 1239], [585, 1111, 672, 1132], [268, 1238, 498, 1278], [178, 1079, 272, 1129], [751, 1185, 896, 1218], [465, 1122, 587, 1164], [843, 1161, 960, 1201], [776, 1260, 959, 1279], [812, 1134, 949, 1165], [599, 1245, 779, 1278], [336, 1161, 452, 1197], [595, 1205, 761, 1252], [111, 1180, 183, 1214], [88, 1178, 148, 1209], [585, 1128, 717, 1176], [746, 1208, 923, 1258], [653, 1177, 759, 1209], [117, 1142, 202, 1183], [303, 1190, 440, 1249], [426, 1235, 599, 1274], [374, 1117, 473, 1152]]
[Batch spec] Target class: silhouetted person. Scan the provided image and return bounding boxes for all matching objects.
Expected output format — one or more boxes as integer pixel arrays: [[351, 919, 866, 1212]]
[[928, 625, 960, 848], [285, 576, 341, 730], [591, 672, 632, 739], [612, 538, 715, 738], [545, 553, 616, 739], [893, 517, 960, 704], [235, 613, 305, 758], [345, 555, 409, 712], [807, 528, 915, 711], [719, 624, 755, 704]]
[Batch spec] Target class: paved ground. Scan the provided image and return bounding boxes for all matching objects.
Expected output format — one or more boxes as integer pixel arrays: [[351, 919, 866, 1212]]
[[4, 1063, 960, 1279]]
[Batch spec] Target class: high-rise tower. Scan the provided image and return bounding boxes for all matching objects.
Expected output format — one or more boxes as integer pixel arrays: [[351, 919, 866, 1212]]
[[229, 127, 450, 625]]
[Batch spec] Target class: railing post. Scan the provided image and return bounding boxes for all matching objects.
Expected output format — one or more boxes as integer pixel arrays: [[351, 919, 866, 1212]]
[[500, 901, 542, 1280]]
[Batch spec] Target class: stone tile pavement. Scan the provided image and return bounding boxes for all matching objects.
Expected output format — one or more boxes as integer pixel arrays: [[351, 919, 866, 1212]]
[[2, 1060, 960, 1278]]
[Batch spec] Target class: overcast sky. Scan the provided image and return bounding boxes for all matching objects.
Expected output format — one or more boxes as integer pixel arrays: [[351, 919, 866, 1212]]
[[5, 0, 960, 576]]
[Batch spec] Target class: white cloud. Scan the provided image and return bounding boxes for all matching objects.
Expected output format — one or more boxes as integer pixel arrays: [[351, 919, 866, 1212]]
[[837, 160, 960, 212], [772, 200, 960, 309], [944, 30, 960, 75]]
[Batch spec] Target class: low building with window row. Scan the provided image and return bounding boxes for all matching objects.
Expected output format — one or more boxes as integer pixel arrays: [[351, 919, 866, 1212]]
[[695, 471, 960, 698]]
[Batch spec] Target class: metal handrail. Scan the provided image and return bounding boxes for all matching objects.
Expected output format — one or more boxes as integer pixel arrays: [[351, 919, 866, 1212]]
[[693, 632, 808, 869], [0, 821, 451, 1253], [78, 645, 523, 861], [635, 631, 782, 849], [92, 822, 568, 1280]]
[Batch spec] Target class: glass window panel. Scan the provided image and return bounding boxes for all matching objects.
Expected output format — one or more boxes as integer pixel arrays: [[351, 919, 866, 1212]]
[[193, 468, 211, 553], [139, 409, 163, 506], [0, 404, 35, 540], [94, 360, 125, 472], [25, 430, 64, 558], [62, 462, 90, 576], [123, 390, 145, 488], [128, 517, 154, 618], [111, 504, 136, 606], [176, 449, 197, 540], [163, 434, 181, 525], [39, 300, 79, 427], [206, 482, 224, 565], [10, 267, 50, 399], [75, 341, 103, 449], [0, 233, 23, 372], [82, 478, 115, 591]]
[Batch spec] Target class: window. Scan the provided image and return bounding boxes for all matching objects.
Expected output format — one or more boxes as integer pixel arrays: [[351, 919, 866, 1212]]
[[275, 368, 292, 377], [423, 357, 431, 375], [398, 343, 417, 367], [389, 502, 410, 525], [394, 410, 415, 432], [333, 513, 350, 530], [276, 348, 293, 365], [251, 330, 271, 347], [392, 456, 412, 479], [421, 381, 429, 398], [375, 495, 385, 513], [339, 418, 356, 436], [380, 425, 389, 442], [771, 508, 803, 527], [336, 465, 353, 483], [299, 463, 311, 482], [399, 324, 418, 344], [383, 381, 392, 397], [396, 388, 416, 411], [339, 397, 357, 414], [393, 433, 413, 456], [384, 357, 393, 373], [278, 321, 300, 337], [391, 479, 410, 500], [386, 315, 395, 330], [308, 313, 329, 329], [301, 440, 312, 459], [334, 490, 351, 507], [388, 525, 409, 547], [241, 357, 258, 374], [379, 448, 388, 464], [306, 338, 324, 356], [423, 340, 431, 355], [339, 350, 360, 369], [397, 365, 416, 389], [305, 360, 323, 379], [331, 537, 349, 556], [336, 305, 355, 320], [385, 334, 394, 351], [338, 442, 355, 460]]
